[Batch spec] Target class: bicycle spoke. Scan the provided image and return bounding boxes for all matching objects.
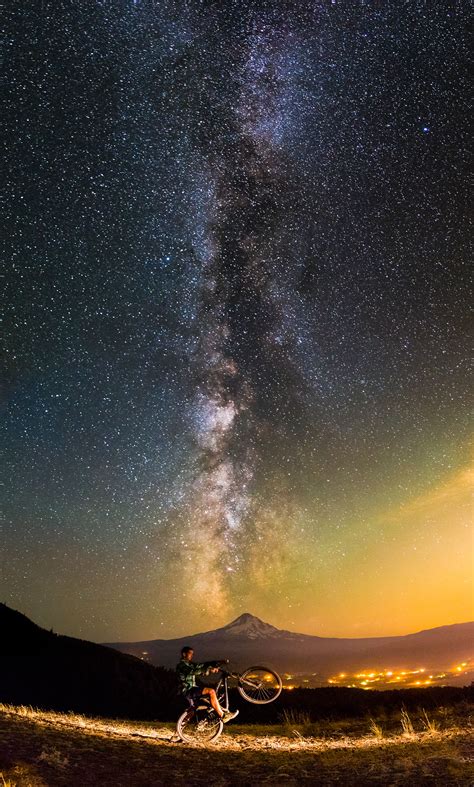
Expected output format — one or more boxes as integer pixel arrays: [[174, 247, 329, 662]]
[[178, 710, 223, 742], [237, 666, 283, 704]]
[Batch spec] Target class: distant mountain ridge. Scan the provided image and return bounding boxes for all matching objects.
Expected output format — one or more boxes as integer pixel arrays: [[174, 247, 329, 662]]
[[106, 613, 474, 677]]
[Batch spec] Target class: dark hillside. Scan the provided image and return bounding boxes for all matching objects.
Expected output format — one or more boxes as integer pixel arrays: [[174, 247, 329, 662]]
[[0, 604, 178, 719]]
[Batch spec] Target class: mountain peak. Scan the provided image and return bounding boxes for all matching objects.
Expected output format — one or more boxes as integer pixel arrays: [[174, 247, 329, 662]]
[[221, 613, 281, 639], [229, 613, 262, 625]]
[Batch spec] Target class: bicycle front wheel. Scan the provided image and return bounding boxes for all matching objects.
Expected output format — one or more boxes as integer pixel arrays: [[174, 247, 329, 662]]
[[238, 666, 282, 704], [176, 708, 224, 743]]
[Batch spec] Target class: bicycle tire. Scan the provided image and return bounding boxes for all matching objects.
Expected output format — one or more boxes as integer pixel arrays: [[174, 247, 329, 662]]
[[237, 666, 283, 704], [176, 707, 224, 743]]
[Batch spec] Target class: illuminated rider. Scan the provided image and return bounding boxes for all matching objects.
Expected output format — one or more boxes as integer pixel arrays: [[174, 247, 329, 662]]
[[176, 646, 239, 722]]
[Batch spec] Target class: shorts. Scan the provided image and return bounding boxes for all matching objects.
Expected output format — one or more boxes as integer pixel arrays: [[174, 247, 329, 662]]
[[184, 686, 204, 707]]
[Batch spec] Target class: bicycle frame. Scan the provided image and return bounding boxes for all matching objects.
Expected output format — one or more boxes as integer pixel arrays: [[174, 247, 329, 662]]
[[186, 666, 280, 719], [206, 671, 231, 712], [192, 670, 234, 713], [205, 668, 274, 710]]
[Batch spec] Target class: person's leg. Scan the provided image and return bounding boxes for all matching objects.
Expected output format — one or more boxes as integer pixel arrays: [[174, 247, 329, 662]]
[[202, 687, 224, 717], [185, 687, 203, 712]]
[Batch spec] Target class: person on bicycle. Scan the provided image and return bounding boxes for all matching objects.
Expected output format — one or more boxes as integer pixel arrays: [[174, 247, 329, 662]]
[[176, 646, 239, 722]]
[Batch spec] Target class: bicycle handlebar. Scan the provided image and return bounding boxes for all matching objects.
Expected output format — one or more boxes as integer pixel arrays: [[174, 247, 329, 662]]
[[203, 659, 229, 669]]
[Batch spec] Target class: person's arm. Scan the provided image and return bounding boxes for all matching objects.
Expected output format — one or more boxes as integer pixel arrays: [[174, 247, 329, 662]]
[[176, 661, 206, 680], [189, 661, 206, 676]]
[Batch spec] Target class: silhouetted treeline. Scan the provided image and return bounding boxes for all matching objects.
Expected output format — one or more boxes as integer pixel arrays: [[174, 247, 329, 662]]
[[229, 684, 474, 723], [1, 604, 472, 722]]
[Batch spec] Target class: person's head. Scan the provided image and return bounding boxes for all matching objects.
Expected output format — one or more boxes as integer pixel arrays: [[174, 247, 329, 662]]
[[181, 646, 193, 662]]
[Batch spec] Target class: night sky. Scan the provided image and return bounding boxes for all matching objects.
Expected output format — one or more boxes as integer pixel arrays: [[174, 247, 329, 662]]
[[3, 1, 472, 643]]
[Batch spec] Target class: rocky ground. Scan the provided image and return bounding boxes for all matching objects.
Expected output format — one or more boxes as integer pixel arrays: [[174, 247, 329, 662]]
[[0, 703, 473, 786]]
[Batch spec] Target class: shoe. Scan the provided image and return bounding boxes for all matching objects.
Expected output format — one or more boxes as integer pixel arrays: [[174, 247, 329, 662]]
[[222, 710, 239, 723]]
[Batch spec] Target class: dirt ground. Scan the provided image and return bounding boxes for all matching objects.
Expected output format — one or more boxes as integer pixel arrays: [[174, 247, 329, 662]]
[[0, 705, 473, 786]]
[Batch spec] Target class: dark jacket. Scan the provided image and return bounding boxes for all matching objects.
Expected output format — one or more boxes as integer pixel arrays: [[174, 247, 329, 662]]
[[176, 658, 206, 694]]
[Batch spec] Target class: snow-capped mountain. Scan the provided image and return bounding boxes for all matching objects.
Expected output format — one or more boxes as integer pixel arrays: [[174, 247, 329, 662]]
[[197, 613, 305, 640], [105, 613, 474, 679], [210, 613, 283, 639]]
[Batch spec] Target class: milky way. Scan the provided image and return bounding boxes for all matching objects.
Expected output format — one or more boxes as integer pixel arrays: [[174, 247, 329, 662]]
[[3, 2, 472, 640]]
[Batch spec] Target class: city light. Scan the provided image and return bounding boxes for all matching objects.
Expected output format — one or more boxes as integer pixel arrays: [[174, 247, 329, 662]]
[[280, 659, 473, 690]]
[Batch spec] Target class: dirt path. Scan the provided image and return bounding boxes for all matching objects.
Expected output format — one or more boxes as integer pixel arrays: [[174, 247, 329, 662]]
[[0, 706, 472, 786]]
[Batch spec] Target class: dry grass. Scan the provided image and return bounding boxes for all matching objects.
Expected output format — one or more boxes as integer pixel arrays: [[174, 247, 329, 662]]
[[280, 707, 312, 735], [420, 708, 440, 734], [368, 717, 384, 739], [0, 702, 473, 786], [400, 706, 415, 736]]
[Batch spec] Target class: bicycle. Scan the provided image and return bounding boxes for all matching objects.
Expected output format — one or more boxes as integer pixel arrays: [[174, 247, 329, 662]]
[[176, 662, 282, 743]]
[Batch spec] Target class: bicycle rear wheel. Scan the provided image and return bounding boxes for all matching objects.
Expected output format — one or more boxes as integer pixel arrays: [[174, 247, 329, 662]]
[[237, 666, 282, 704], [176, 707, 224, 743]]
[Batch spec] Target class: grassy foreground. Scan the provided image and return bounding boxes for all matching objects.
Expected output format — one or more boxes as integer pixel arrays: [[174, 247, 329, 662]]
[[0, 703, 473, 786]]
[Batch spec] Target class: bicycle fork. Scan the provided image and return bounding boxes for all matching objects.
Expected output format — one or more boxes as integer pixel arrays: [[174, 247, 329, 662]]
[[217, 676, 230, 713]]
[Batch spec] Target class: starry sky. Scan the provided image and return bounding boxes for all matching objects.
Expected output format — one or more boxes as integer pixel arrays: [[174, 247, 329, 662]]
[[3, 1, 472, 643]]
